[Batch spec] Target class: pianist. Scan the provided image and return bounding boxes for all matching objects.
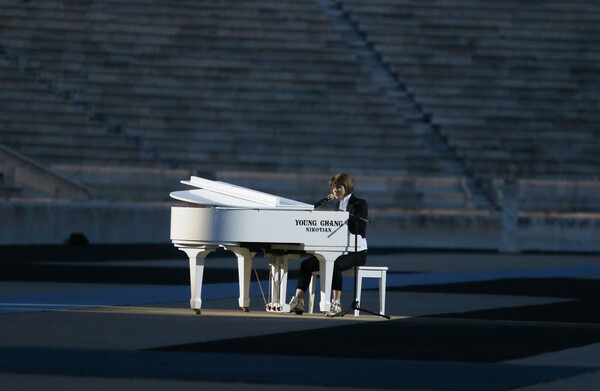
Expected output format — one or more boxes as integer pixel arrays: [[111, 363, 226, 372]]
[[289, 173, 368, 315]]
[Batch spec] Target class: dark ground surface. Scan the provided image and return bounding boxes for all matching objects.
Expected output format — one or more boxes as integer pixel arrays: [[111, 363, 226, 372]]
[[1, 244, 599, 390]]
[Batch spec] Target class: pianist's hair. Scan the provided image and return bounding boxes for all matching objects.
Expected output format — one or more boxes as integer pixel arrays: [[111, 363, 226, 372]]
[[329, 173, 354, 195]]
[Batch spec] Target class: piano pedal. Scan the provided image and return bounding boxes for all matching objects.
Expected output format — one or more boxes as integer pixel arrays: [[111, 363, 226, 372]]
[[266, 303, 284, 312]]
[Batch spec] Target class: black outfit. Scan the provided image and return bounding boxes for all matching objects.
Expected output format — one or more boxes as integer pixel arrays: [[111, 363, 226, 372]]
[[296, 194, 368, 292]]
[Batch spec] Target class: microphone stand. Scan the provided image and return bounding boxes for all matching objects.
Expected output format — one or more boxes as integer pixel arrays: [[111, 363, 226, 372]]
[[330, 212, 390, 320]]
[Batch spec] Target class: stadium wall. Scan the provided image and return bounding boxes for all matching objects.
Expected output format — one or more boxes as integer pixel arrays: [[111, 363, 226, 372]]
[[1, 202, 599, 253]]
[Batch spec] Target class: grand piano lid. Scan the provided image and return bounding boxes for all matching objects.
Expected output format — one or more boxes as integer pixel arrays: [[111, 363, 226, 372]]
[[170, 176, 314, 210]]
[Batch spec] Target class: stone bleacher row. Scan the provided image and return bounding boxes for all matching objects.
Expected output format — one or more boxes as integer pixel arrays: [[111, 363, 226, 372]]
[[342, 0, 600, 181], [0, 61, 146, 167], [0, 0, 443, 175], [213, 171, 477, 211], [0, 0, 466, 209], [0, 0, 598, 213]]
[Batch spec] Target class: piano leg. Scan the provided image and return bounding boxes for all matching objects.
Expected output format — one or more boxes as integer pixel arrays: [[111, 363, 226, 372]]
[[264, 253, 298, 312], [275, 257, 288, 312], [228, 246, 254, 312], [267, 258, 283, 311], [180, 246, 216, 314], [314, 253, 335, 313]]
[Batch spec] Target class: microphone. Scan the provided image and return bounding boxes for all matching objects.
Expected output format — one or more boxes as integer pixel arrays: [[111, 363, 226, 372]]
[[314, 194, 334, 207]]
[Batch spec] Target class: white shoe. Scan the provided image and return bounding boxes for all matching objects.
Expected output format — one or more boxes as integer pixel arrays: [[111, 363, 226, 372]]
[[329, 299, 342, 315], [289, 297, 304, 315]]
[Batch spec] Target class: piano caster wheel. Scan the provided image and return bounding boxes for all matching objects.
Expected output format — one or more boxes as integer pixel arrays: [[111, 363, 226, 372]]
[[242, 307, 250, 313], [194, 309, 201, 315]]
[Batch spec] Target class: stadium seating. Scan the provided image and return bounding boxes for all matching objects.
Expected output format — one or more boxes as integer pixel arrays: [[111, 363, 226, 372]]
[[341, 0, 600, 182], [0, 0, 463, 206], [0, 0, 598, 216]]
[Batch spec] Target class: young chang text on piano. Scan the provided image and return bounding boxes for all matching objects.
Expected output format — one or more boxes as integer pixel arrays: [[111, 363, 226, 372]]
[[295, 219, 346, 233]]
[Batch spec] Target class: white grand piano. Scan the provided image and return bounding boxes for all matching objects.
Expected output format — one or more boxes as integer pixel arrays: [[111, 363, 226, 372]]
[[170, 176, 361, 314]]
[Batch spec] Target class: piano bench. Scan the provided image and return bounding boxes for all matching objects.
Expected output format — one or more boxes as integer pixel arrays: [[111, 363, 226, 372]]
[[308, 266, 388, 316]]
